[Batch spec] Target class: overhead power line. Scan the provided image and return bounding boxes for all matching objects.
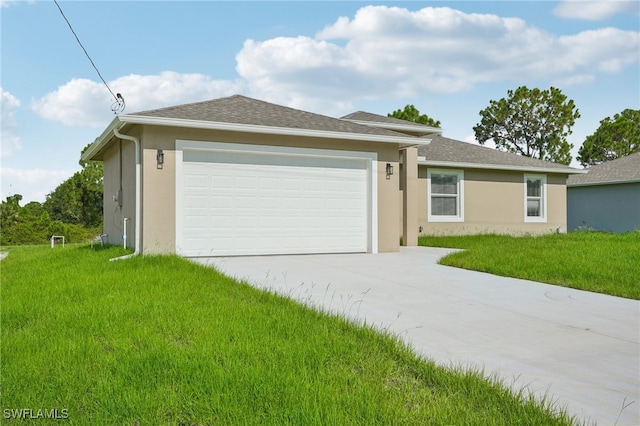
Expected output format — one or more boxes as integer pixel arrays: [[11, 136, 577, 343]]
[[53, 0, 125, 114]]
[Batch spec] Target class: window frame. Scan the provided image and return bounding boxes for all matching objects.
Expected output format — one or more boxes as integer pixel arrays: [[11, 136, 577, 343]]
[[524, 173, 547, 223], [427, 168, 464, 223]]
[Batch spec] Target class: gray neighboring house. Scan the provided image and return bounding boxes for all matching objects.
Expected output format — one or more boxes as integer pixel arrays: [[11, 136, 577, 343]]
[[567, 152, 640, 233]]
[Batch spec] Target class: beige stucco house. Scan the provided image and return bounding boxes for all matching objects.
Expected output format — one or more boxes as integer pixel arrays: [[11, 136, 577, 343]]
[[343, 112, 584, 236], [82, 95, 582, 257], [82, 95, 439, 256]]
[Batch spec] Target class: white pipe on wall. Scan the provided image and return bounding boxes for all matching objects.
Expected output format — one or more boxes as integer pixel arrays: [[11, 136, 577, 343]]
[[110, 127, 141, 261], [123, 217, 128, 249]]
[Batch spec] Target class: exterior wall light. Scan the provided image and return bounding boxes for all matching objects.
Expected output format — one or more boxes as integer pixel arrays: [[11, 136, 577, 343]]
[[156, 149, 164, 169], [386, 162, 394, 179]]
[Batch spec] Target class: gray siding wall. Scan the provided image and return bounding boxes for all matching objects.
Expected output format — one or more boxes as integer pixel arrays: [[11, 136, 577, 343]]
[[567, 182, 640, 232]]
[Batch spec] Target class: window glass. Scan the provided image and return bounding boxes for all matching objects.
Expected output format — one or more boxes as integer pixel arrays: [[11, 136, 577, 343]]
[[431, 196, 457, 216], [524, 175, 545, 221], [428, 170, 462, 220], [527, 179, 541, 197], [527, 199, 541, 217], [431, 174, 458, 195]]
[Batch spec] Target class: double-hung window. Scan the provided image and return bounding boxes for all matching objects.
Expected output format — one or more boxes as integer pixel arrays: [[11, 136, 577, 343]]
[[428, 169, 464, 222], [524, 174, 547, 222]]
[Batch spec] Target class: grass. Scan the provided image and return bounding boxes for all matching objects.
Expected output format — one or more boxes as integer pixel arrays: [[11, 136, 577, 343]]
[[418, 231, 640, 300], [0, 244, 576, 425]]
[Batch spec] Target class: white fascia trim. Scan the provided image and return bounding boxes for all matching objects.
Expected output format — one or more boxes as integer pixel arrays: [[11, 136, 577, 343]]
[[568, 179, 640, 187], [81, 116, 122, 162], [175, 147, 185, 256], [418, 159, 585, 175], [342, 119, 442, 136], [120, 114, 427, 147], [369, 160, 378, 254], [176, 140, 377, 161]]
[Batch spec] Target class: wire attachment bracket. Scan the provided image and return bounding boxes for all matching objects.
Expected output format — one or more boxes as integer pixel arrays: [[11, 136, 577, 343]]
[[111, 93, 126, 115]]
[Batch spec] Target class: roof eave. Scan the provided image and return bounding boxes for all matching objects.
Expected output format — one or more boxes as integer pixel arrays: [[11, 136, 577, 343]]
[[568, 178, 640, 187], [342, 118, 442, 136], [117, 114, 428, 147], [81, 116, 124, 162], [418, 159, 585, 174]]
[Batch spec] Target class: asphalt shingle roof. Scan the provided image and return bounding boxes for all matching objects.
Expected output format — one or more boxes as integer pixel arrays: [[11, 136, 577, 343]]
[[342, 111, 440, 135], [418, 135, 579, 173], [133, 95, 414, 139], [343, 112, 578, 173], [342, 111, 428, 127], [567, 152, 640, 186], [129, 97, 583, 174]]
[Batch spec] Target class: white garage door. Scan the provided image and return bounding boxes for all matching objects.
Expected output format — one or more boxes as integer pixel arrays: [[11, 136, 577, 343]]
[[177, 145, 372, 257]]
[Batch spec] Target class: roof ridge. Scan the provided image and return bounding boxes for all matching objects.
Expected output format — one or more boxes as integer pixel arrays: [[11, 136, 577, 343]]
[[128, 94, 421, 140], [131, 94, 247, 115]]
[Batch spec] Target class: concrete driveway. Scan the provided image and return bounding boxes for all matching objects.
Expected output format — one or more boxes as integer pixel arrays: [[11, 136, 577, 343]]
[[193, 247, 640, 425]]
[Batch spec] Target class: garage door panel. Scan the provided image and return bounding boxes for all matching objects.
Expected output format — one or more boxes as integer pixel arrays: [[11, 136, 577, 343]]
[[180, 149, 369, 256]]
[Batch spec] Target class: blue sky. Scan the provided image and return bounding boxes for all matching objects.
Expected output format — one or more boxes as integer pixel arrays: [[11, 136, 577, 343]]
[[1, 0, 639, 204]]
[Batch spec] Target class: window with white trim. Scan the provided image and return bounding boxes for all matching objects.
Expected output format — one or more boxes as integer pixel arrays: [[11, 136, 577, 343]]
[[524, 174, 547, 222], [428, 169, 464, 222]]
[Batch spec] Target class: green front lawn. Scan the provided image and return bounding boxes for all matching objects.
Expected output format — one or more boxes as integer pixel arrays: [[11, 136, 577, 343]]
[[1, 245, 575, 425], [419, 232, 640, 299]]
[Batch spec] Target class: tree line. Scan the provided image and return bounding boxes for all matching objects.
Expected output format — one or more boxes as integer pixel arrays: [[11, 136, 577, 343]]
[[390, 86, 639, 167], [0, 146, 103, 246], [2, 86, 638, 246]]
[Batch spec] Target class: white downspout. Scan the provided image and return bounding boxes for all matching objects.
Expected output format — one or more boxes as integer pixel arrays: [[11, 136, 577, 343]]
[[110, 127, 141, 261], [123, 217, 128, 249]]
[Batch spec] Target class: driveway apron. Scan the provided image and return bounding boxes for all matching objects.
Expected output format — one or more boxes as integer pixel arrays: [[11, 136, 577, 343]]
[[193, 246, 640, 425]]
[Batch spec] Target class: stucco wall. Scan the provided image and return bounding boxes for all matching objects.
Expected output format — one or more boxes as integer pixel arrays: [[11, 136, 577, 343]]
[[567, 182, 640, 232], [137, 125, 401, 254], [101, 136, 137, 248], [416, 166, 568, 236]]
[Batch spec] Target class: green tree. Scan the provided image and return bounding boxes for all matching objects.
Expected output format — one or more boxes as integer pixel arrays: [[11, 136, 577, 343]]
[[473, 86, 580, 165], [1, 140, 104, 246], [44, 145, 103, 227], [0, 194, 99, 246], [0, 195, 50, 245], [0, 194, 23, 242], [389, 105, 441, 128], [576, 109, 640, 167], [21, 201, 46, 217]]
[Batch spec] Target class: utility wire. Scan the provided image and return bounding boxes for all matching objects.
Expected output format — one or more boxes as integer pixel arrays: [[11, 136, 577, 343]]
[[53, 0, 125, 113]]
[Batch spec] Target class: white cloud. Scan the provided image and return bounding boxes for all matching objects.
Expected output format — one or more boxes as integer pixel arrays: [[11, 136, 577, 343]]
[[553, 74, 596, 86], [553, 0, 639, 20], [30, 6, 640, 123], [0, 167, 74, 204], [234, 6, 639, 114], [236, 37, 357, 115], [0, 0, 35, 8], [32, 72, 244, 127], [558, 28, 640, 73], [0, 88, 22, 159], [112, 72, 244, 113], [32, 78, 115, 127]]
